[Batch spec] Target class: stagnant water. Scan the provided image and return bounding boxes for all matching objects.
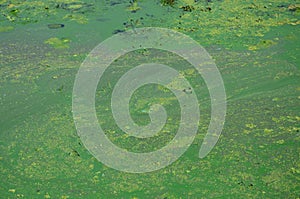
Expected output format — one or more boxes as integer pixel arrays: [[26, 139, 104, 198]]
[[1, 0, 299, 198]]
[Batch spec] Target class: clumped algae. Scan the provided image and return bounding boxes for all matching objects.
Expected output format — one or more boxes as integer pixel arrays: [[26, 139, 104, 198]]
[[44, 37, 70, 49], [156, 0, 300, 49], [0, 0, 93, 24], [1, 0, 298, 50]]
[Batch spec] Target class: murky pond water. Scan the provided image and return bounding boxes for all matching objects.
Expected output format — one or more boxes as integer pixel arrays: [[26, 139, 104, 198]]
[[1, 0, 299, 198]]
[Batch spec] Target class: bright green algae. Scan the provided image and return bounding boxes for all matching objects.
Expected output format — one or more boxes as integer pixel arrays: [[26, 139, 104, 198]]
[[0, 0, 299, 198]]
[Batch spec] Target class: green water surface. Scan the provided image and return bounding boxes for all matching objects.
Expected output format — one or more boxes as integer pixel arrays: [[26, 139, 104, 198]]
[[0, 0, 299, 198]]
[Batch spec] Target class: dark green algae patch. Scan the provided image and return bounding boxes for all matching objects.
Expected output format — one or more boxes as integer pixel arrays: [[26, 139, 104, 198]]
[[1, 0, 300, 198]]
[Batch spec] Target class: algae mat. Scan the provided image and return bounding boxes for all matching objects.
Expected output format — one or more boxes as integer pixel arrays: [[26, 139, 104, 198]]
[[0, 0, 299, 198]]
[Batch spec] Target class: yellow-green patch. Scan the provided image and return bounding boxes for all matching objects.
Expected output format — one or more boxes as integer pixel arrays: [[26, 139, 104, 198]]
[[0, 26, 14, 32], [44, 37, 70, 49]]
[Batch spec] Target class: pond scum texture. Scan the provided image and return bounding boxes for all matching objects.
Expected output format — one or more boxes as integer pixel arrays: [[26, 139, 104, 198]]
[[0, 0, 299, 198]]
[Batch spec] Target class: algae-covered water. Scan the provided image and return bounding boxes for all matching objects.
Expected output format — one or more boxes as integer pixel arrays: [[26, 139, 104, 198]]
[[1, 0, 299, 198]]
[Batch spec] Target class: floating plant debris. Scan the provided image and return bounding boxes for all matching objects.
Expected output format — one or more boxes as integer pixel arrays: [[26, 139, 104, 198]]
[[112, 29, 125, 34], [180, 5, 195, 12], [161, 0, 176, 7], [44, 37, 70, 49], [55, 2, 94, 13], [127, 0, 141, 13], [47, 24, 65, 29]]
